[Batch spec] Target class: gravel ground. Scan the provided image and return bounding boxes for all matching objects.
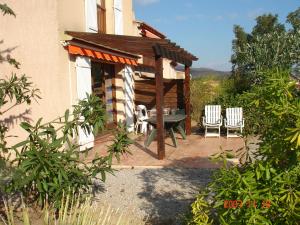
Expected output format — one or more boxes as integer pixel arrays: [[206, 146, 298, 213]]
[[93, 168, 215, 225]]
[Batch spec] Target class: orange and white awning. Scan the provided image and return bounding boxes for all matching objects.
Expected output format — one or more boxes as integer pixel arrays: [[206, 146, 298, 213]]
[[67, 44, 138, 66]]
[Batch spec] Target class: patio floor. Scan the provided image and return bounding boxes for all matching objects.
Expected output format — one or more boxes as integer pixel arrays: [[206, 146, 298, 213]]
[[84, 130, 245, 169]]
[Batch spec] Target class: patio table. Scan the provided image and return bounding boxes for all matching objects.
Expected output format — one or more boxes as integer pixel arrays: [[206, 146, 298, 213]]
[[144, 114, 186, 148]]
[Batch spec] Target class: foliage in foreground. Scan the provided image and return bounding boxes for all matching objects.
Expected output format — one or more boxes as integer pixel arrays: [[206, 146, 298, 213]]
[[187, 71, 300, 225], [188, 8, 300, 223], [5, 94, 100, 206], [1, 194, 144, 225], [2, 83, 132, 208]]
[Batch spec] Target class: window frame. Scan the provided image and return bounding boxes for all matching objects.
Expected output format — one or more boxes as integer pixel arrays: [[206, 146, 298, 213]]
[[97, 0, 106, 33]]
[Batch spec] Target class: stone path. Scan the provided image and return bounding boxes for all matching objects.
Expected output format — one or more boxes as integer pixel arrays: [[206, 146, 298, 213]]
[[93, 168, 214, 225]]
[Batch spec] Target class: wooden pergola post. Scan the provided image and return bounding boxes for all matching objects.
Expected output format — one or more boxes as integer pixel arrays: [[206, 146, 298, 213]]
[[155, 56, 165, 159], [184, 65, 191, 135]]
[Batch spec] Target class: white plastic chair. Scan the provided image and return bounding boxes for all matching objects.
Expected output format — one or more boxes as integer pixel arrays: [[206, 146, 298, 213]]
[[224, 107, 244, 138], [149, 108, 156, 117], [134, 105, 148, 134], [202, 105, 222, 137]]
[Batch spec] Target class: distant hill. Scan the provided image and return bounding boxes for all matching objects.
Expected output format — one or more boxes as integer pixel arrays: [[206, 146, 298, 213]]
[[176, 66, 231, 79]]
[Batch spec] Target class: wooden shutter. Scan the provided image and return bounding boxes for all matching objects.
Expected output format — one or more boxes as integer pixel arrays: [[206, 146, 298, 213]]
[[97, 4, 106, 33], [114, 0, 123, 35], [85, 0, 98, 32]]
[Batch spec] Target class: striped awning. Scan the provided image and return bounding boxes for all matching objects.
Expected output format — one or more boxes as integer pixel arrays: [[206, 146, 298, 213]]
[[67, 44, 138, 66]]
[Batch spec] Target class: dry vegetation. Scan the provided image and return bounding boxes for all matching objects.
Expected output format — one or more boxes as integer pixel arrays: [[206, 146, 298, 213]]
[[190, 75, 226, 124]]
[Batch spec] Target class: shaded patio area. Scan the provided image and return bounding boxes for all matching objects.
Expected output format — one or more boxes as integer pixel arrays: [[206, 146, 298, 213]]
[[85, 130, 245, 168], [66, 31, 198, 160]]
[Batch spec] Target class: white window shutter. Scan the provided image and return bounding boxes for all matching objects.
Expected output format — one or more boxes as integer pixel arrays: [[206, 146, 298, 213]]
[[114, 0, 122, 10], [75, 56, 94, 151], [85, 0, 98, 32], [76, 56, 92, 99], [114, 0, 123, 35]]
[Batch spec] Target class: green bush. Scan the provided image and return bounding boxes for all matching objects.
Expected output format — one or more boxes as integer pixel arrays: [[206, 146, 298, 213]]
[[4, 94, 132, 208], [187, 70, 300, 224], [185, 192, 213, 225]]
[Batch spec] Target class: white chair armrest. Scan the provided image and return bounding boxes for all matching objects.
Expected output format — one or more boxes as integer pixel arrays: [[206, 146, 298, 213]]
[[202, 116, 206, 126], [140, 116, 148, 121], [224, 118, 227, 127], [219, 115, 223, 126]]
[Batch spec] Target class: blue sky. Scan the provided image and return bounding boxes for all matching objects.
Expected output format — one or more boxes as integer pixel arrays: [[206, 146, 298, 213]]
[[133, 0, 299, 71]]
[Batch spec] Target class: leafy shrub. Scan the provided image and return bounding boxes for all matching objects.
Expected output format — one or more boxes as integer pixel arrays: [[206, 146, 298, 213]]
[[107, 122, 132, 162], [3, 94, 133, 208], [184, 192, 213, 225], [0, 75, 40, 158], [187, 70, 300, 224]]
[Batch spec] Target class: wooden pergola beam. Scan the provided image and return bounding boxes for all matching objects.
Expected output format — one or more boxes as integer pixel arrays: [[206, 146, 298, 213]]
[[66, 31, 198, 62], [90, 38, 195, 61], [153, 44, 193, 67]]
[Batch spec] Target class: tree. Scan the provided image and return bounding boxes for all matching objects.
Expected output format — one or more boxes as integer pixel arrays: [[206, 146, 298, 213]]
[[287, 8, 300, 76], [287, 8, 300, 31], [231, 8, 300, 90], [231, 25, 252, 92], [252, 14, 285, 36]]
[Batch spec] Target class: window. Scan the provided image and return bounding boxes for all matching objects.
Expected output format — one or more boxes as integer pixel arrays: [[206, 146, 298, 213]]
[[97, 0, 106, 33]]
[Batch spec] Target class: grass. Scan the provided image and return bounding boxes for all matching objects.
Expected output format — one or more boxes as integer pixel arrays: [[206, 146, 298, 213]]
[[1, 194, 145, 225]]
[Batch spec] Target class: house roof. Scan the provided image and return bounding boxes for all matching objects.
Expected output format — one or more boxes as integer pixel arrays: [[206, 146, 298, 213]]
[[65, 31, 198, 67], [136, 21, 166, 39]]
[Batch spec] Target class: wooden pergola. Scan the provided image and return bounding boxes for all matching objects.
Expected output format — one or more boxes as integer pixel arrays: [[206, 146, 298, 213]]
[[65, 31, 198, 160]]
